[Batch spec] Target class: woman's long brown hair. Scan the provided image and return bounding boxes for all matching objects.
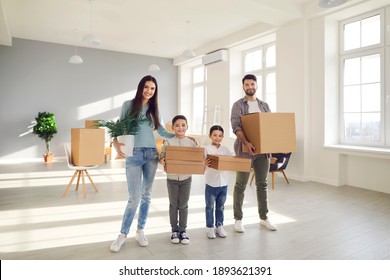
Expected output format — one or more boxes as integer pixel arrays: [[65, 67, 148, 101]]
[[129, 75, 161, 130]]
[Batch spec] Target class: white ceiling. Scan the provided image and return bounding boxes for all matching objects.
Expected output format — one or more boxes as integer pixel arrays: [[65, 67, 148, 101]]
[[0, 0, 325, 59]]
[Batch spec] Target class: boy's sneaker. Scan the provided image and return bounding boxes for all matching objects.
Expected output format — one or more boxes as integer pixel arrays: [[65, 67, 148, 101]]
[[206, 227, 216, 239], [171, 231, 180, 244], [216, 225, 227, 238], [180, 231, 190, 245], [110, 233, 126, 252], [234, 220, 245, 233], [135, 229, 149, 247], [260, 219, 277, 231]]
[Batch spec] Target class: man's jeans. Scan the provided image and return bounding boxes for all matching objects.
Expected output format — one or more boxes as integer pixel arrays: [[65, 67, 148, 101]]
[[233, 154, 269, 220]]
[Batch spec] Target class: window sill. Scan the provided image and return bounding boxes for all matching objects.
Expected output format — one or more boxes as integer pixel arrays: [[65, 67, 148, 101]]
[[324, 144, 390, 159]]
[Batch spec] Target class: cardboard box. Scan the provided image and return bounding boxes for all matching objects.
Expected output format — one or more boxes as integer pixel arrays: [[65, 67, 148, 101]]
[[84, 120, 100, 129], [165, 146, 205, 161], [208, 154, 251, 172], [241, 112, 296, 154], [166, 159, 205, 174], [71, 128, 105, 166]]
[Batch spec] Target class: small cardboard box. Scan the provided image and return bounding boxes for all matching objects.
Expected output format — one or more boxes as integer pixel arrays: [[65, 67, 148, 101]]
[[207, 154, 251, 172], [84, 120, 100, 129], [241, 112, 296, 154], [71, 128, 105, 166], [165, 146, 205, 161], [166, 159, 205, 174]]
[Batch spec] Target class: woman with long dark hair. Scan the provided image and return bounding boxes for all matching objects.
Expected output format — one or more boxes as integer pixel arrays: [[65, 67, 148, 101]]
[[110, 75, 174, 253]]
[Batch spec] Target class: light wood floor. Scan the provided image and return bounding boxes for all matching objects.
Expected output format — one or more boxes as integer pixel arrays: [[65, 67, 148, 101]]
[[0, 159, 390, 260]]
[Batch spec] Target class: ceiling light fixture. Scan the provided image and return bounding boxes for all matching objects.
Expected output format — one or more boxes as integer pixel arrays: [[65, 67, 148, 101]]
[[82, 0, 101, 45], [148, 41, 160, 72], [182, 20, 196, 58], [319, 0, 347, 8], [69, 29, 83, 64], [69, 46, 83, 64]]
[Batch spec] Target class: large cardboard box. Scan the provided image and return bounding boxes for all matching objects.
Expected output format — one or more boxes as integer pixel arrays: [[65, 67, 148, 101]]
[[166, 159, 205, 174], [165, 146, 205, 161], [71, 128, 105, 166], [208, 154, 251, 172], [241, 112, 296, 154]]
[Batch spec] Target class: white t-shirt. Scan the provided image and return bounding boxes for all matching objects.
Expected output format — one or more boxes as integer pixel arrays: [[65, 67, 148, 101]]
[[248, 100, 261, 113], [204, 144, 233, 187]]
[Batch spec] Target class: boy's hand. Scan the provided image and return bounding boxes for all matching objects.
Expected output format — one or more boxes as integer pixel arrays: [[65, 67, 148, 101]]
[[159, 158, 166, 167], [205, 157, 211, 167]]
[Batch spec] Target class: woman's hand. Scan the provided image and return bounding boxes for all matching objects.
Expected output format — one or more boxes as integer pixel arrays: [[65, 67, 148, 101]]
[[112, 138, 126, 158]]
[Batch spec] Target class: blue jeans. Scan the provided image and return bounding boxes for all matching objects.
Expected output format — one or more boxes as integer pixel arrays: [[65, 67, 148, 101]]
[[120, 147, 158, 235], [205, 184, 227, 228]]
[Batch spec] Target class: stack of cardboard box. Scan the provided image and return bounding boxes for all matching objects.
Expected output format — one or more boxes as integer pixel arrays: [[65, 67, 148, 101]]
[[69, 120, 105, 166], [165, 146, 205, 174]]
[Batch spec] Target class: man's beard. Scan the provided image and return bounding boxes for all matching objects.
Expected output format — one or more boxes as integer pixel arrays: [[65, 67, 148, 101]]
[[245, 89, 256, 96]]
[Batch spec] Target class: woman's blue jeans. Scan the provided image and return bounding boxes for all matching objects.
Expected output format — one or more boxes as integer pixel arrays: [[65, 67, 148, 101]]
[[120, 147, 158, 235], [205, 184, 227, 228]]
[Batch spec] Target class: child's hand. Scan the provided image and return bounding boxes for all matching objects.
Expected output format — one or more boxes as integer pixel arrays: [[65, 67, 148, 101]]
[[205, 157, 211, 167], [159, 158, 166, 167]]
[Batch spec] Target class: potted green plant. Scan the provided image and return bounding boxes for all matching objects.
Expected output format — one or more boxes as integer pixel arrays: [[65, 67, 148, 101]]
[[96, 113, 144, 156], [32, 111, 58, 162]]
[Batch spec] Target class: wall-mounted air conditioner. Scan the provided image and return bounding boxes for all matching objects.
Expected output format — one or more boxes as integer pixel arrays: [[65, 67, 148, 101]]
[[202, 49, 228, 65]]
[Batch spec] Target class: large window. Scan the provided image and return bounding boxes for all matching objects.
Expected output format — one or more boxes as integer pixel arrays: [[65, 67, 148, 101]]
[[340, 10, 385, 147], [243, 43, 276, 111], [191, 65, 206, 134]]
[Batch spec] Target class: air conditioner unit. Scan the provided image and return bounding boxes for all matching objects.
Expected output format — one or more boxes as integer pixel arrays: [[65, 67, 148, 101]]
[[202, 49, 228, 65]]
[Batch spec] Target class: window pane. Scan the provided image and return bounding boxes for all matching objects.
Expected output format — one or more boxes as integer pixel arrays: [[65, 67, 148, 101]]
[[344, 58, 360, 85], [256, 74, 263, 100], [361, 83, 380, 112], [265, 72, 276, 111], [245, 50, 262, 72], [362, 113, 380, 141], [344, 21, 360, 51], [361, 15, 380, 47], [192, 86, 204, 132], [193, 66, 204, 83], [265, 45, 275, 68], [343, 85, 361, 112], [344, 113, 361, 140], [361, 54, 380, 84]]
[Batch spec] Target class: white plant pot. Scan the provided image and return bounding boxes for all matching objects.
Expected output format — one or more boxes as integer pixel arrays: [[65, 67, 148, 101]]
[[117, 135, 135, 157]]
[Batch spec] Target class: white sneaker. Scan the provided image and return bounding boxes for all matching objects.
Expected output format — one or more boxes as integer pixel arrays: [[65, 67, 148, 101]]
[[206, 227, 216, 239], [180, 231, 190, 245], [216, 225, 227, 238], [260, 219, 277, 231], [171, 231, 180, 244], [135, 229, 149, 247], [110, 234, 126, 252], [234, 220, 245, 233]]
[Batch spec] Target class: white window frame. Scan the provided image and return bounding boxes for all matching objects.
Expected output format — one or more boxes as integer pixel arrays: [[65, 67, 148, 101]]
[[339, 8, 387, 147], [243, 42, 276, 112], [190, 65, 207, 134]]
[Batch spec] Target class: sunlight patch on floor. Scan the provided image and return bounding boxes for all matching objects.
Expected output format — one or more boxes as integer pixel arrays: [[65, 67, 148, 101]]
[[0, 194, 295, 253]]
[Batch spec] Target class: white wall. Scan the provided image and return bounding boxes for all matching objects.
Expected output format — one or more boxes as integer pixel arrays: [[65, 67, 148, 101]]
[[0, 39, 177, 161], [179, 1, 390, 194]]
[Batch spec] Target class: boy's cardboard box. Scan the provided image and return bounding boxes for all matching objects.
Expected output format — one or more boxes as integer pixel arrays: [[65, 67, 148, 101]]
[[240, 112, 296, 154], [71, 128, 105, 166], [207, 155, 251, 172], [165, 146, 205, 174]]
